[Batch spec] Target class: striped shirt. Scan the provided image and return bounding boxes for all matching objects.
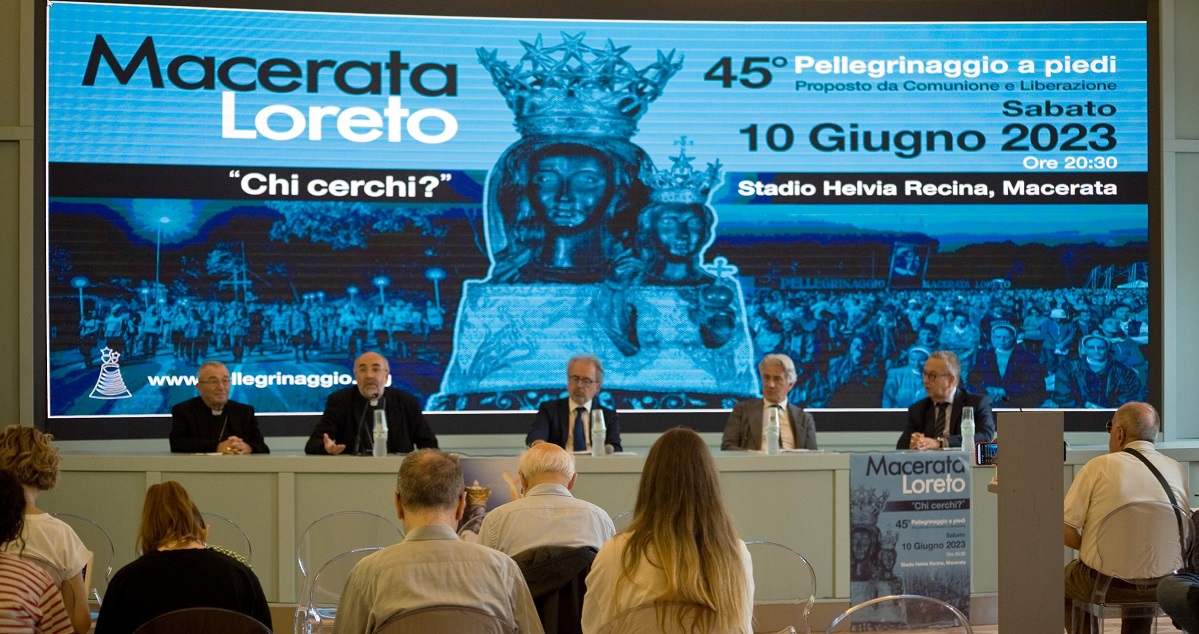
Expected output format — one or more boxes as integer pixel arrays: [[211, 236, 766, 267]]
[[0, 553, 73, 634]]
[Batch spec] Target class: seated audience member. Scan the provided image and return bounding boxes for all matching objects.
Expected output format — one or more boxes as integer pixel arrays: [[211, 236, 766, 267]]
[[1157, 572, 1199, 634], [170, 360, 269, 454], [0, 426, 91, 634], [0, 470, 74, 634], [478, 443, 615, 555], [1064, 402, 1185, 634], [95, 481, 271, 633], [722, 353, 817, 451], [306, 351, 438, 455], [527, 355, 622, 452], [896, 350, 995, 450], [1054, 333, 1146, 408], [333, 450, 543, 634], [581, 428, 754, 634], [972, 322, 1047, 408]]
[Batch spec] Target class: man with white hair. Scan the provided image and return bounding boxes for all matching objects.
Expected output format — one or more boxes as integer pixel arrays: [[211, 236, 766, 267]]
[[721, 353, 817, 451], [477, 443, 615, 556]]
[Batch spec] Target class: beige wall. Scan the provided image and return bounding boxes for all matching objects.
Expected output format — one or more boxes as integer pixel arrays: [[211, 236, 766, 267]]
[[4, 1, 1199, 436]]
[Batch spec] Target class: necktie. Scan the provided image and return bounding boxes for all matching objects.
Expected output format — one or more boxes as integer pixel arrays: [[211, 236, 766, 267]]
[[573, 407, 587, 451], [935, 402, 949, 439]]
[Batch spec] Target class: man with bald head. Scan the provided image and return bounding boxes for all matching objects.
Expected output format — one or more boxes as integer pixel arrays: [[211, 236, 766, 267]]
[[1063, 402, 1188, 634], [478, 443, 615, 556], [305, 351, 437, 455]]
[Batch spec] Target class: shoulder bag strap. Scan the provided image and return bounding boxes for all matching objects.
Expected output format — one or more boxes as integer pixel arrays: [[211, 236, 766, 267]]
[[1123, 447, 1187, 557]]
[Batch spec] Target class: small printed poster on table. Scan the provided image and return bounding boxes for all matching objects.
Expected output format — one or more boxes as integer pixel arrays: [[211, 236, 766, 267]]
[[849, 452, 972, 628]]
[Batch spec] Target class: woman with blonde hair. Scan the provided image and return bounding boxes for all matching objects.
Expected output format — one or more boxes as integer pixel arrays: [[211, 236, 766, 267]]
[[95, 481, 271, 633], [0, 426, 91, 633], [581, 427, 753, 633]]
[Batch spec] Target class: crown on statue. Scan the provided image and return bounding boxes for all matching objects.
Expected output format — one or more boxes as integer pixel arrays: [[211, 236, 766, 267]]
[[646, 142, 723, 204], [466, 479, 492, 507], [476, 32, 683, 139], [99, 347, 120, 365], [880, 530, 899, 550], [850, 486, 889, 525]]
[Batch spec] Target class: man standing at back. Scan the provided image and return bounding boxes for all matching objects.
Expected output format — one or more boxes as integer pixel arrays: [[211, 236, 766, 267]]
[[1063, 402, 1188, 634], [332, 449, 543, 634], [478, 443, 615, 556], [526, 355, 621, 452]]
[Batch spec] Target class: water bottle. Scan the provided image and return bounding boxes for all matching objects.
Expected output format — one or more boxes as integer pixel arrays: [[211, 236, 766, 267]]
[[765, 407, 781, 456], [372, 410, 388, 458], [961, 406, 975, 463], [590, 409, 606, 457]]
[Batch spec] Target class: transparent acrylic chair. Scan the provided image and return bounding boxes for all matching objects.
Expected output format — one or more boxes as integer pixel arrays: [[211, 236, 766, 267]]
[[201, 512, 253, 564], [132, 607, 272, 634], [610, 510, 633, 533], [596, 601, 719, 634], [1069, 499, 1192, 634], [745, 540, 816, 634], [825, 594, 972, 633], [50, 512, 115, 608], [297, 546, 382, 634], [293, 511, 402, 633], [375, 605, 517, 634]]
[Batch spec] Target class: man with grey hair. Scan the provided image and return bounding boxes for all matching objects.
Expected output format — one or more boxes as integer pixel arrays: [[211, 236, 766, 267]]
[[170, 360, 268, 454], [896, 349, 995, 450], [1064, 402, 1187, 634], [722, 353, 817, 451], [526, 354, 622, 452], [478, 443, 615, 556], [333, 449, 544, 634]]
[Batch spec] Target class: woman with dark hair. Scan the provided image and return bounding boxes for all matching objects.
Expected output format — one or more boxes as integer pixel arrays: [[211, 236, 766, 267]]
[[0, 426, 91, 633], [0, 469, 74, 633], [95, 481, 271, 633], [581, 428, 753, 633]]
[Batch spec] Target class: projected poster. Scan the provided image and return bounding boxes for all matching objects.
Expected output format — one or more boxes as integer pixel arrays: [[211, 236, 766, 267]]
[[44, 3, 1150, 420]]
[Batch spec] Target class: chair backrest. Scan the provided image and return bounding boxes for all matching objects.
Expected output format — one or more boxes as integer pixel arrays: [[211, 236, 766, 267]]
[[202, 512, 253, 564], [596, 601, 719, 634], [610, 510, 634, 533], [824, 594, 973, 634], [745, 540, 816, 634], [131, 607, 271, 634], [50, 512, 114, 601], [1090, 499, 1192, 581], [307, 546, 384, 617], [374, 605, 517, 634], [295, 511, 402, 598]]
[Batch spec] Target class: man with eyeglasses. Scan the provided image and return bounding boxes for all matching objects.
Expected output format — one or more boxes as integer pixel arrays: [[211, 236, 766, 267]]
[[169, 360, 269, 454], [895, 350, 995, 450], [526, 354, 622, 452]]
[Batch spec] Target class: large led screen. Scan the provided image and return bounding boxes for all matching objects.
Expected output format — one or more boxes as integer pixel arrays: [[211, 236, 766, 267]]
[[41, 1, 1151, 433]]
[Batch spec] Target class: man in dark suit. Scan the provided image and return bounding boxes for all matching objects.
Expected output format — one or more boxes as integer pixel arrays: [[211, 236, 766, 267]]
[[170, 360, 269, 454], [526, 354, 622, 452], [722, 353, 817, 451], [896, 349, 996, 450], [305, 351, 438, 455]]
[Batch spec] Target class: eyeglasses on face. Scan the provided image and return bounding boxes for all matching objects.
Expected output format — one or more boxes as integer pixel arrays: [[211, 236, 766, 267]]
[[921, 372, 950, 381], [201, 378, 232, 386], [1105, 419, 1113, 433], [568, 376, 596, 387]]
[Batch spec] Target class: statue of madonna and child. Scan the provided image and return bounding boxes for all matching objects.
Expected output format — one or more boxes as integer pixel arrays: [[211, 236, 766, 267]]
[[428, 33, 758, 411]]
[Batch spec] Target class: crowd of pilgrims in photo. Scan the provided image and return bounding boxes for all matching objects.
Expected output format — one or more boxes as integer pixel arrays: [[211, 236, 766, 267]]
[[743, 285, 1149, 409], [70, 293, 447, 366]]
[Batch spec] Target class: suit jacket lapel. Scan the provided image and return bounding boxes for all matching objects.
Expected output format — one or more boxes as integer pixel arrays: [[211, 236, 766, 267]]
[[746, 400, 765, 449]]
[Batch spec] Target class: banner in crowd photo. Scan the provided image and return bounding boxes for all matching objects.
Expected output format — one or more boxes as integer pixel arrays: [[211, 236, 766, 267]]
[[43, 2, 1149, 422], [849, 452, 972, 628]]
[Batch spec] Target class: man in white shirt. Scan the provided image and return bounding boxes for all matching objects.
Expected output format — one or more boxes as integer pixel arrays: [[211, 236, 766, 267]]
[[1063, 401, 1188, 634], [478, 443, 615, 556], [721, 353, 817, 451]]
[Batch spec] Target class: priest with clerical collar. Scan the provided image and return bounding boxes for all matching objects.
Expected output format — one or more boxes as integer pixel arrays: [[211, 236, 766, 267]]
[[169, 360, 269, 454]]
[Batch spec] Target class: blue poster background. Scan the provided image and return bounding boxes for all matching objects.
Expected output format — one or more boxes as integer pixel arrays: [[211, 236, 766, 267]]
[[44, 2, 1150, 420], [850, 452, 972, 627]]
